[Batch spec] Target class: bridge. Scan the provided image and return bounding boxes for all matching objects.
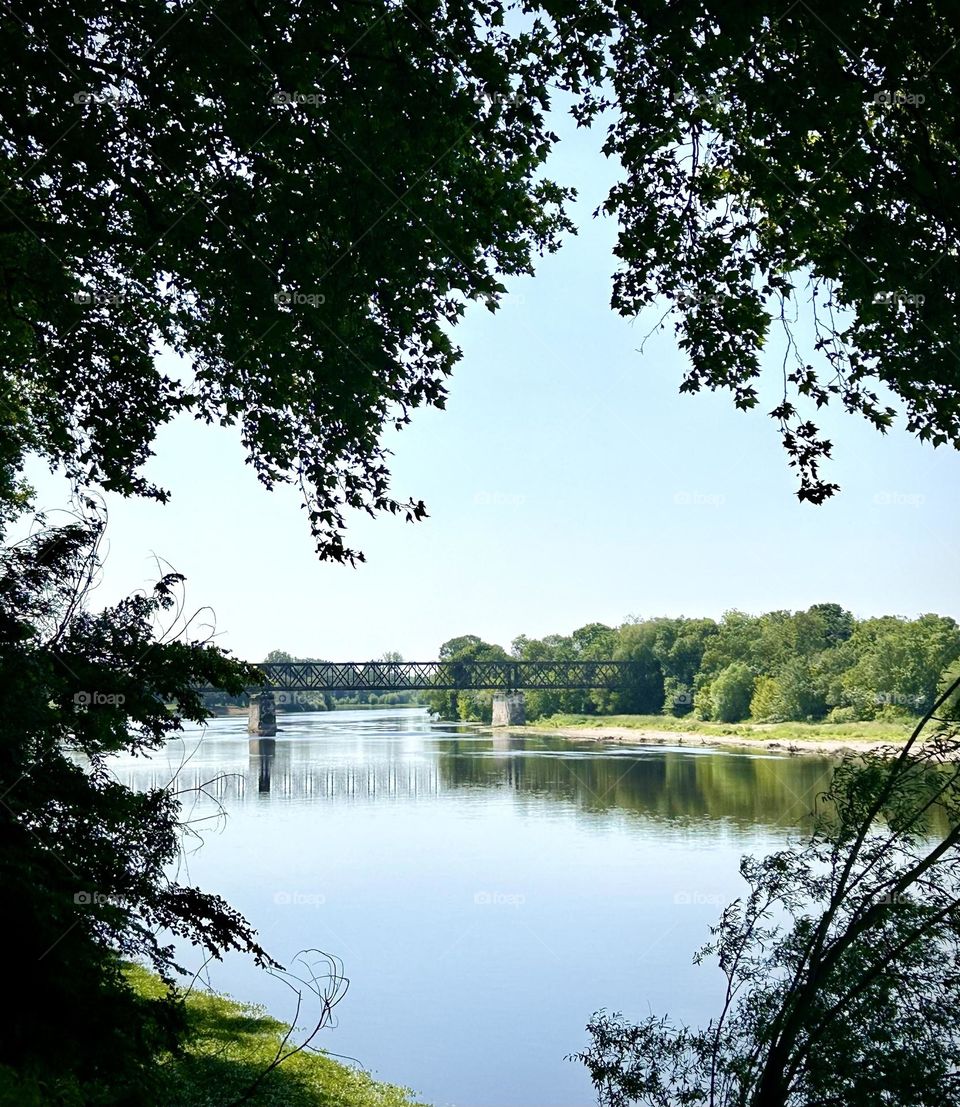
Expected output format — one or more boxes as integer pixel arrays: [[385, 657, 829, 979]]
[[244, 659, 636, 736], [254, 659, 633, 692]]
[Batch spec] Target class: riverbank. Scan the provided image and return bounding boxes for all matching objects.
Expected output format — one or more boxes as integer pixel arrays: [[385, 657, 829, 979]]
[[522, 713, 916, 756], [131, 967, 424, 1107]]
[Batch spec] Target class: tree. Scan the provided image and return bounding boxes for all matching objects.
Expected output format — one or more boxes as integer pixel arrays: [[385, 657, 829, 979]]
[[439, 635, 487, 661], [572, 622, 618, 658], [699, 612, 764, 683], [1, 0, 601, 563], [13, 3, 960, 559], [428, 634, 509, 721], [772, 656, 829, 722], [511, 632, 571, 719], [10, 3, 960, 1099], [803, 604, 855, 648], [574, 677, 960, 1107], [651, 617, 720, 716], [749, 675, 785, 723], [940, 660, 960, 723], [841, 615, 960, 717], [604, 622, 665, 715], [0, 0, 598, 1087], [709, 661, 755, 723], [0, 503, 270, 1102], [571, 1, 960, 498]]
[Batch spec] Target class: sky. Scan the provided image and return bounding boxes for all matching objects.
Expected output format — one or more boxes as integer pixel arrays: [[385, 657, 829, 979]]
[[25, 107, 960, 663]]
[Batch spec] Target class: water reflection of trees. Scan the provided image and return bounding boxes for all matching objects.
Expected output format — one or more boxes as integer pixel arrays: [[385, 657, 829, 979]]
[[437, 738, 838, 829], [114, 731, 952, 835]]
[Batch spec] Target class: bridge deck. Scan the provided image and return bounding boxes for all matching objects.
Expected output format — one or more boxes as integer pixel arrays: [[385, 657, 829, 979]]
[[252, 660, 633, 692]]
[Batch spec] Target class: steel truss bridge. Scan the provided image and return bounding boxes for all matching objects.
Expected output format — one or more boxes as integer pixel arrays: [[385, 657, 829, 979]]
[[251, 660, 635, 693]]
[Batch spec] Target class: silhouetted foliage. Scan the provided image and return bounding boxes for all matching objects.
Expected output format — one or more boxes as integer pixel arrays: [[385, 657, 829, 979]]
[[0, 503, 271, 1102], [566, 0, 960, 498], [0, 0, 603, 563], [573, 678, 960, 1107]]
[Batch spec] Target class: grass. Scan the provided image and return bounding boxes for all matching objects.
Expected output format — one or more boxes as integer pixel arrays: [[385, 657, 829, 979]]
[[128, 966, 426, 1107], [527, 713, 915, 744]]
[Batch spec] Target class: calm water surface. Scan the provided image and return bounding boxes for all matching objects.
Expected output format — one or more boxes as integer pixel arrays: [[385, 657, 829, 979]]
[[110, 708, 835, 1107]]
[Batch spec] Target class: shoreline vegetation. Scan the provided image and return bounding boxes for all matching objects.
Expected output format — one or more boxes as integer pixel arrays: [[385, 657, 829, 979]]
[[2, 963, 426, 1107], [423, 610, 960, 732], [521, 713, 917, 757], [213, 699, 921, 757], [128, 966, 424, 1107], [232, 607, 960, 739]]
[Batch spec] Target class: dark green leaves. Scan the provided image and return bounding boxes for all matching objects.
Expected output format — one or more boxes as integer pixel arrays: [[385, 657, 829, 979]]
[[573, 0, 960, 500], [1, 0, 590, 562]]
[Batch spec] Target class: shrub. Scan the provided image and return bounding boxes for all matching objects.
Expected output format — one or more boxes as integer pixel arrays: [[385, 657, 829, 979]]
[[693, 680, 714, 721], [750, 676, 786, 722], [826, 705, 867, 724], [710, 662, 756, 723]]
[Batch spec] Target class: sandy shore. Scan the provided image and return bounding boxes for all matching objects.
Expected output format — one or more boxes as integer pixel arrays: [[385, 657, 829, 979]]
[[519, 724, 910, 757]]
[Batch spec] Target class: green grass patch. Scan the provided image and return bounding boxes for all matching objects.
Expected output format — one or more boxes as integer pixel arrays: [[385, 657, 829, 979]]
[[128, 965, 426, 1107], [528, 713, 914, 743]]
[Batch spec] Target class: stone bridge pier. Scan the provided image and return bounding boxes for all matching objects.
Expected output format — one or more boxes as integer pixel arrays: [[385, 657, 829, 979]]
[[248, 690, 277, 737], [491, 692, 525, 727]]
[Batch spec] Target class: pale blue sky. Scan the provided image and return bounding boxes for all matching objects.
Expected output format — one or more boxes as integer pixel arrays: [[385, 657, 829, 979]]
[[26, 108, 960, 661]]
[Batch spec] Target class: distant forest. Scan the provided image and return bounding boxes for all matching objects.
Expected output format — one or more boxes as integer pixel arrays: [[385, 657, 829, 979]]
[[429, 605, 960, 724], [207, 606, 960, 726]]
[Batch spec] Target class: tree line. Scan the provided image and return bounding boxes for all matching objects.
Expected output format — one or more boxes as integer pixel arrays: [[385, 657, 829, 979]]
[[431, 605, 960, 725]]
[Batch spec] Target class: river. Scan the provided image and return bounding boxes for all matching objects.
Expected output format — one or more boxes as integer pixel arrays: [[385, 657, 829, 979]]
[[109, 707, 836, 1107]]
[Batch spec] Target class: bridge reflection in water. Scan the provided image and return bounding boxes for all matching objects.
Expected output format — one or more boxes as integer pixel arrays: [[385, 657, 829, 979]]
[[122, 713, 859, 832], [246, 740, 443, 801], [145, 739, 445, 803]]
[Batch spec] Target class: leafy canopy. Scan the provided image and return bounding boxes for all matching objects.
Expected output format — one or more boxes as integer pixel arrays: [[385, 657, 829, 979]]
[[570, 0, 960, 500], [7, 1, 960, 562], [1, 0, 603, 562]]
